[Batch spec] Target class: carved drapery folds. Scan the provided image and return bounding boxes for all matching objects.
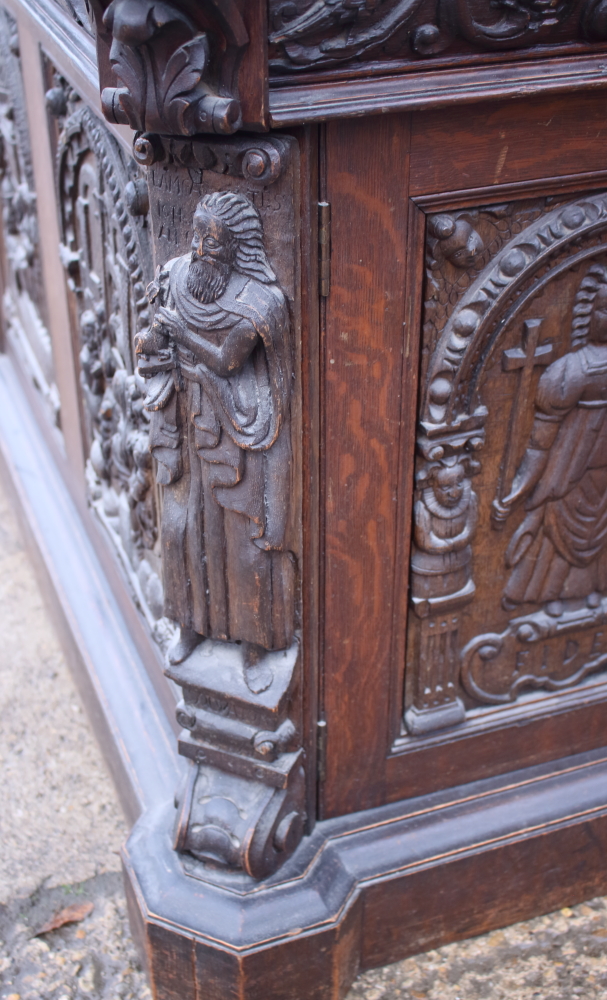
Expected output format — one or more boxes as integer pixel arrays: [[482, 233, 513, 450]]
[[135, 135, 304, 879], [269, 0, 607, 70], [0, 10, 60, 429], [92, 0, 248, 136], [407, 193, 607, 734]]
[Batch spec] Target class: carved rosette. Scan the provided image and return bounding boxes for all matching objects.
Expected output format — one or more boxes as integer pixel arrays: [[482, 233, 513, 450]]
[[407, 193, 607, 732]]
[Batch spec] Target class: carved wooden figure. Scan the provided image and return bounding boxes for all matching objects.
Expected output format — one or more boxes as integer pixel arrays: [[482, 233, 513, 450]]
[[6, 2, 607, 1000], [137, 192, 295, 678]]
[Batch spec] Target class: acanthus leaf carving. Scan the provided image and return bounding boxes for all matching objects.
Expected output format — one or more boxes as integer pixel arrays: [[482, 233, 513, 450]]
[[97, 0, 247, 136]]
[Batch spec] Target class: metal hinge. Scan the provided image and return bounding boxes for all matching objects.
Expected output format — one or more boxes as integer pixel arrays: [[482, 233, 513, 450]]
[[317, 718, 327, 782], [319, 201, 331, 298]]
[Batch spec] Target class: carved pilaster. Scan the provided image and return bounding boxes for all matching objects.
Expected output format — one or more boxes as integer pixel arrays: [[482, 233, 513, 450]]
[[405, 416, 484, 735], [134, 134, 304, 878]]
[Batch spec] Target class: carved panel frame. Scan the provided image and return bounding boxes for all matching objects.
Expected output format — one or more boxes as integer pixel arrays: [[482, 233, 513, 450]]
[[383, 171, 607, 804]]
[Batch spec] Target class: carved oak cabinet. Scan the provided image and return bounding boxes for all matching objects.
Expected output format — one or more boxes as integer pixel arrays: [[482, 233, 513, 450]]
[[3, 1, 607, 997]]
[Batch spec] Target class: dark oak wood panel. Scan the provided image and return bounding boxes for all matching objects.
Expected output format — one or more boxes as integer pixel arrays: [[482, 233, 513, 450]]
[[322, 114, 410, 818], [410, 90, 607, 196], [5, 1, 607, 996]]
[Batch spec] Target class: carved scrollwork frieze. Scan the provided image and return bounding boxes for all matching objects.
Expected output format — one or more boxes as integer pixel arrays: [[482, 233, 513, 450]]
[[406, 192, 607, 734], [269, 0, 607, 71]]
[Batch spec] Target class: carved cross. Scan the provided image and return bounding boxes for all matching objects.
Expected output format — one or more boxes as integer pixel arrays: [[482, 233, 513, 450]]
[[498, 318, 553, 499]]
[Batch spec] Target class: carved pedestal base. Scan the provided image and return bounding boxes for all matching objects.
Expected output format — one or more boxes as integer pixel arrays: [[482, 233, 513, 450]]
[[404, 698, 466, 736], [166, 639, 305, 879]]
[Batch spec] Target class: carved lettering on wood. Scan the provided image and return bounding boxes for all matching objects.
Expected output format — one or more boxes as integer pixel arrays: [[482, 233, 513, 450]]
[[138, 136, 304, 878], [91, 0, 248, 135], [0, 9, 60, 429], [269, 0, 607, 70], [406, 192, 607, 732]]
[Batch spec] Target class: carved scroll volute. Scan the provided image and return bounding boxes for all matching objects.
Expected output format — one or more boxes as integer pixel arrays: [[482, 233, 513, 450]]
[[88, 0, 256, 136]]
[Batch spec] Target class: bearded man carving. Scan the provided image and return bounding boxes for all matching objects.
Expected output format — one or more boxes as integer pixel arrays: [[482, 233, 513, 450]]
[[135, 192, 295, 686]]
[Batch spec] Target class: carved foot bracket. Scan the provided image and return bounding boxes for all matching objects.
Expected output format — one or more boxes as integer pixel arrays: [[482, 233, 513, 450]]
[[167, 640, 305, 879]]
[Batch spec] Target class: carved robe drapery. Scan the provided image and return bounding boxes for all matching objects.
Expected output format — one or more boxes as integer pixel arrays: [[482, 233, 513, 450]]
[[146, 258, 294, 651], [504, 343, 607, 606]]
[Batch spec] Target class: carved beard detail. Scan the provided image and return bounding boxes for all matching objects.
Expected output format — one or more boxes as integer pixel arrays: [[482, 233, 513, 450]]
[[187, 255, 232, 303]]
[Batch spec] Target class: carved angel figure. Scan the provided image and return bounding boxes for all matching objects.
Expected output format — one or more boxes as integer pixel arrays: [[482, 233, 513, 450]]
[[135, 192, 294, 683], [494, 263, 607, 609]]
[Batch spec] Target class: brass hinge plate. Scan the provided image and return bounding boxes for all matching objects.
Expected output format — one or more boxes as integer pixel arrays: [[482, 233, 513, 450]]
[[317, 718, 327, 782]]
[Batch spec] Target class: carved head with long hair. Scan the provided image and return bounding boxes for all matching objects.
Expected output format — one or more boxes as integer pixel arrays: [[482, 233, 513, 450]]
[[187, 191, 276, 303], [571, 261, 607, 349]]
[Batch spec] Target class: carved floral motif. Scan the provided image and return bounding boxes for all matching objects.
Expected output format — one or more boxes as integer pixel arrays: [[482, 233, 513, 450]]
[[50, 78, 170, 643]]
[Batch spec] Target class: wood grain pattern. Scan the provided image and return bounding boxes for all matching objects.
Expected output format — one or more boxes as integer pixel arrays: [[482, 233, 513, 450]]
[[410, 91, 607, 195], [322, 114, 410, 817]]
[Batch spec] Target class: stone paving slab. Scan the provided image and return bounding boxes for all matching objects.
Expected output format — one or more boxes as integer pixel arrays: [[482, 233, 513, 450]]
[[2, 474, 607, 1000]]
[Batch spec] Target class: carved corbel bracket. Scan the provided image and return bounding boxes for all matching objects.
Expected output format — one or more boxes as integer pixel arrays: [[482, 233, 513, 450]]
[[89, 0, 251, 135], [131, 131, 290, 188], [168, 640, 305, 880]]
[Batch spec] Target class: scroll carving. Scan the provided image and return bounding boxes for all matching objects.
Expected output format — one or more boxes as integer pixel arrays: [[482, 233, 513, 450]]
[[269, 0, 607, 70], [0, 10, 60, 429], [92, 0, 247, 136], [407, 192, 607, 732], [137, 141, 304, 878]]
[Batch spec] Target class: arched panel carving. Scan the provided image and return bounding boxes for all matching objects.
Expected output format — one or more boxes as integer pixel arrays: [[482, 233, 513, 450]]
[[49, 77, 170, 644], [406, 191, 607, 733]]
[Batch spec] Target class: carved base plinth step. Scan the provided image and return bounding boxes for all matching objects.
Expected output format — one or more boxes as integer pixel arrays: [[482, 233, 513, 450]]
[[166, 639, 300, 733], [404, 698, 466, 736], [123, 749, 607, 1000], [166, 638, 304, 878]]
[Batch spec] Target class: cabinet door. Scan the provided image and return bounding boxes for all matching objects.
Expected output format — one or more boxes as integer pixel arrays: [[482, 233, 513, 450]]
[[321, 91, 607, 818]]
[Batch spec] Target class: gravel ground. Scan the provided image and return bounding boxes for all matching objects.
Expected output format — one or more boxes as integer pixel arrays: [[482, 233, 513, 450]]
[[2, 473, 607, 1000]]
